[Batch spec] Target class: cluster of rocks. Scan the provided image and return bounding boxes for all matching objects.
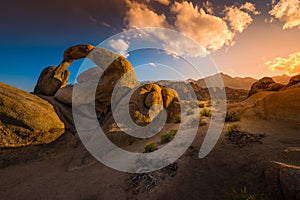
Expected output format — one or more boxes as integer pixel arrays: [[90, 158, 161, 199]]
[[265, 147, 300, 199], [0, 44, 180, 147], [248, 75, 300, 97]]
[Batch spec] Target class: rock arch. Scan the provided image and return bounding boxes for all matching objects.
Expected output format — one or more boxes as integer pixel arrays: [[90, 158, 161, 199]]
[[34, 44, 95, 96]]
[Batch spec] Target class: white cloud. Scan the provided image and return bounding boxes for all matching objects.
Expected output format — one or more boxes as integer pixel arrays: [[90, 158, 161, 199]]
[[266, 52, 300, 75], [88, 15, 97, 23], [153, 0, 169, 6], [224, 2, 260, 33], [224, 6, 253, 33], [171, 1, 234, 51], [269, 0, 300, 29], [149, 62, 157, 67], [124, 0, 170, 29], [108, 39, 130, 57], [102, 21, 111, 28]]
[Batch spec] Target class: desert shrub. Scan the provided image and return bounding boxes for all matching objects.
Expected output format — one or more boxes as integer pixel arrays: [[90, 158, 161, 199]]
[[175, 115, 181, 123], [225, 112, 241, 122], [189, 101, 199, 109], [198, 103, 205, 108], [224, 187, 265, 200], [185, 117, 199, 128], [200, 108, 211, 117], [144, 142, 158, 153], [206, 101, 212, 107], [186, 109, 194, 115], [226, 124, 241, 135], [161, 130, 177, 144]]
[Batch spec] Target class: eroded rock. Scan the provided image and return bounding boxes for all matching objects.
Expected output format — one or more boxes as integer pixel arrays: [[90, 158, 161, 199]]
[[0, 82, 65, 147], [248, 77, 284, 97]]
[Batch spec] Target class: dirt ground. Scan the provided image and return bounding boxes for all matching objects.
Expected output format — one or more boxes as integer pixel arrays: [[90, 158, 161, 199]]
[[0, 111, 299, 199]]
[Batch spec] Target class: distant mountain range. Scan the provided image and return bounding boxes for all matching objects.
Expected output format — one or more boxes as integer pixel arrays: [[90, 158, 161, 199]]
[[189, 73, 290, 90], [149, 73, 290, 102]]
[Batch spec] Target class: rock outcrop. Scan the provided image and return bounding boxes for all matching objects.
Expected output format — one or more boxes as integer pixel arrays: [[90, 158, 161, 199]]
[[0, 82, 65, 147], [34, 44, 95, 96], [287, 75, 300, 87], [252, 88, 300, 122], [129, 84, 180, 125], [265, 147, 300, 200], [248, 77, 284, 97], [34, 66, 70, 96], [50, 45, 180, 128]]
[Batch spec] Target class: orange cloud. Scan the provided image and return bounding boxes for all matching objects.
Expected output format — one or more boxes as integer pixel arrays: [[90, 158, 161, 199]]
[[124, 0, 170, 29], [266, 52, 300, 75], [154, 0, 170, 6], [171, 1, 234, 51], [224, 2, 260, 33], [123, 1, 259, 54], [269, 0, 300, 29]]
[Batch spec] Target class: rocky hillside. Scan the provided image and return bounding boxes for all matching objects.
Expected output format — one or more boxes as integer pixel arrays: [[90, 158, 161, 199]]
[[153, 80, 249, 102], [227, 74, 300, 122], [191, 73, 257, 90]]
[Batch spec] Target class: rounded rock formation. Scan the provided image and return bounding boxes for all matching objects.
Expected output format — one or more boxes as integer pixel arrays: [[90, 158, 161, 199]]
[[34, 44, 95, 96], [248, 77, 284, 97], [129, 83, 180, 125], [287, 74, 300, 86], [0, 82, 65, 147], [34, 66, 70, 96]]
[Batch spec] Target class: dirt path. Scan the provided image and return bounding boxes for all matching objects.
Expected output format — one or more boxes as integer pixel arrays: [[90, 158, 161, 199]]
[[0, 115, 299, 200]]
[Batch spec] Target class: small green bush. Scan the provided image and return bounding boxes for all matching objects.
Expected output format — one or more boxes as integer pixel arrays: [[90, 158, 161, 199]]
[[160, 130, 177, 144], [143, 142, 158, 153], [198, 103, 205, 108], [224, 187, 265, 200], [226, 124, 241, 135], [225, 112, 241, 122], [175, 115, 181, 123], [189, 101, 199, 109], [186, 109, 194, 115], [200, 108, 211, 117]]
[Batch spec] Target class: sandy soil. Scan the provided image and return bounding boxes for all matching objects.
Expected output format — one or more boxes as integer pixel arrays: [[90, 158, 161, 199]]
[[0, 111, 299, 199]]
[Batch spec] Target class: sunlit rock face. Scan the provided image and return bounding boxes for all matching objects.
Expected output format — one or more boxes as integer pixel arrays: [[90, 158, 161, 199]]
[[34, 44, 95, 96], [127, 83, 180, 126], [248, 77, 284, 97], [32, 44, 179, 129], [287, 74, 300, 87], [0, 82, 65, 147], [34, 66, 70, 96]]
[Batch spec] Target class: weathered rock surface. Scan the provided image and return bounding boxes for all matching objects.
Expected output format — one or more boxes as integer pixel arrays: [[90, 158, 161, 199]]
[[94, 56, 139, 121], [265, 161, 300, 200], [248, 77, 284, 97], [252, 88, 300, 122], [0, 82, 65, 147], [128, 84, 180, 125], [34, 44, 95, 96], [287, 75, 300, 87], [34, 66, 70, 96], [76, 67, 103, 83]]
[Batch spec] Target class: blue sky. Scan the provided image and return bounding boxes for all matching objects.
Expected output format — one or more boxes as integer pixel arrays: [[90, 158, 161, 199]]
[[0, 0, 300, 91]]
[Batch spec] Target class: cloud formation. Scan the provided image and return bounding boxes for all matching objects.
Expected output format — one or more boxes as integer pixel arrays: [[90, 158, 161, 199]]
[[269, 0, 300, 29], [153, 0, 170, 6], [266, 52, 300, 75], [171, 1, 234, 51], [240, 2, 261, 15], [108, 39, 130, 57], [224, 2, 260, 33], [124, 1, 259, 54], [124, 0, 170, 29]]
